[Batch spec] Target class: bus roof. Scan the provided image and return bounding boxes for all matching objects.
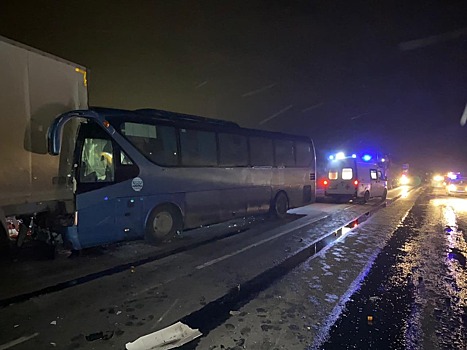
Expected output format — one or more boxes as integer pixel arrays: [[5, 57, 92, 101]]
[[89, 107, 312, 142]]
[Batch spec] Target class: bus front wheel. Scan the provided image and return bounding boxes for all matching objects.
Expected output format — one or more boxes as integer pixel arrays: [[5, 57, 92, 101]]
[[145, 205, 183, 243], [272, 192, 289, 219]]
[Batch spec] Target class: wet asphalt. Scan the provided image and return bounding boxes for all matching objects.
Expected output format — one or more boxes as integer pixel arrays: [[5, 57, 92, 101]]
[[322, 190, 467, 350], [193, 188, 420, 350], [191, 187, 467, 350], [4, 189, 460, 350]]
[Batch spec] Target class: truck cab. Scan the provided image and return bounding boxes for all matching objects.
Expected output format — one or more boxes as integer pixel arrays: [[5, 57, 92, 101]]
[[324, 157, 387, 203]]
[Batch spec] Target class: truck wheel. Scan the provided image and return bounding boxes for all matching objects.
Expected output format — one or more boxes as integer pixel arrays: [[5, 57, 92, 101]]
[[381, 189, 388, 201], [145, 205, 183, 243], [272, 192, 289, 219]]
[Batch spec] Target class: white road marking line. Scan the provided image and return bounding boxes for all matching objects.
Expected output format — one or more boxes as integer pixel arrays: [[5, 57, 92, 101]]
[[0, 333, 39, 350], [195, 214, 329, 270], [155, 299, 179, 326]]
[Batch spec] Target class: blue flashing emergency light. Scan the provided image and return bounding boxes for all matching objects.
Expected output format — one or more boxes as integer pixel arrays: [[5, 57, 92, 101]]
[[329, 155, 335, 160], [362, 154, 372, 161]]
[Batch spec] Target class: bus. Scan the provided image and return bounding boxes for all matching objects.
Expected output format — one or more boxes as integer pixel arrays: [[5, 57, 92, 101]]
[[49, 107, 316, 249]]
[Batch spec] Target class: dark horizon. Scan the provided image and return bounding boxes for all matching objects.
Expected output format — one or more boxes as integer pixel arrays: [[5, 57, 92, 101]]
[[1, 0, 466, 172]]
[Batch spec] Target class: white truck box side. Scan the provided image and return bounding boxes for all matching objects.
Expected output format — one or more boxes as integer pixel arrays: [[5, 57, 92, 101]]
[[0, 37, 88, 215]]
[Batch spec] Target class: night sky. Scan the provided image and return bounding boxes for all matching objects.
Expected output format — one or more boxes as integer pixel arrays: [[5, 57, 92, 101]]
[[1, 0, 466, 172]]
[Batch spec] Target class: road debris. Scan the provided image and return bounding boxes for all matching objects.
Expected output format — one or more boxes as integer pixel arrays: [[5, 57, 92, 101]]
[[126, 322, 201, 350], [85, 331, 114, 342]]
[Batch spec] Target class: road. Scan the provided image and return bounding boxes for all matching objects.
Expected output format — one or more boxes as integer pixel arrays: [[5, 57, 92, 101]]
[[321, 188, 467, 350], [2, 186, 460, 350]]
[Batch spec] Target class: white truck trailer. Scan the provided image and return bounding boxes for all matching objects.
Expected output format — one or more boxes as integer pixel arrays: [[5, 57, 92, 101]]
[[0, 36, 88, 254]]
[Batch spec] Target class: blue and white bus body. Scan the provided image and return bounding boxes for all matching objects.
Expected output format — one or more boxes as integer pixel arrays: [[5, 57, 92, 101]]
[[49, 108, 316, 249]]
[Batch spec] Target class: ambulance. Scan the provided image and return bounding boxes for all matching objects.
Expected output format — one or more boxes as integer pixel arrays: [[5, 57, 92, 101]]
[[323, 153, 388, 203]]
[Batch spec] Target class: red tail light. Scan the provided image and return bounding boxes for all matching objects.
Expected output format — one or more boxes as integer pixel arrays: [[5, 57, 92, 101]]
[[353, 180, 359, 186], [323, 180, 328, 186]]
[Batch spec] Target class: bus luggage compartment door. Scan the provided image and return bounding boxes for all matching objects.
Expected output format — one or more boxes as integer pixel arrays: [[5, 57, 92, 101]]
[[115, 196, 143, 238]]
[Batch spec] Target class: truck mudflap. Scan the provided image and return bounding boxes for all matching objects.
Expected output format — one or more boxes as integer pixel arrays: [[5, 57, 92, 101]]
[[61, 226, 82, 250]]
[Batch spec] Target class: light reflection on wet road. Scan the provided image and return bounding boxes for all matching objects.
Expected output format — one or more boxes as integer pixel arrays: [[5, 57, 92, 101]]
[[323, 189, 467, 349]]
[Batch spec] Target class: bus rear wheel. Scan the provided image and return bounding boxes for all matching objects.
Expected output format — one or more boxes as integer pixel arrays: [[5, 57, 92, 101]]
[[145, 205, 182, 243], [272, 192, 289, 219]]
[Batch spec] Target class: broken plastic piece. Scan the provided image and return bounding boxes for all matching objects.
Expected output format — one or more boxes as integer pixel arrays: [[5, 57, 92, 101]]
[[126, 322, 202, 350], [85, 331, 114, 342]]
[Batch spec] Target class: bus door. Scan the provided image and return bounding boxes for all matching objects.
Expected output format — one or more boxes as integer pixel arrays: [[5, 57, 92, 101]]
[[74, 122, 141, 248], [113, 149, 143, 240]]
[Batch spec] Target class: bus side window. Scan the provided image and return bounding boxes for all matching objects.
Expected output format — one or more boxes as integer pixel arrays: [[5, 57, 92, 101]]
[[115, 149, 139, 182], [121, 122, 178, 166], [120, 151, 133, 165], [180, 129, 217, 166], [274, 140, 295, 167], [80, 138, 115, 183], [295, 142, 312, 167], [219, 133, 248, 167], [249, 137, 273, 166]]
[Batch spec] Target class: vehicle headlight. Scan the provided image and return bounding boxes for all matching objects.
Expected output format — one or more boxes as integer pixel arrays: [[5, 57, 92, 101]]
[[400, 176, 410, 185], [433, 175, 443, 182], [448, 184, 457, 191]]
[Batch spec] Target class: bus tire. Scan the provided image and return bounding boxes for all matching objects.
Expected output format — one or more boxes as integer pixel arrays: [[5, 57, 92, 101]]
[[272, 192, 289, 219], [145, 204, 183, 243], [381, 189, 388, 201]]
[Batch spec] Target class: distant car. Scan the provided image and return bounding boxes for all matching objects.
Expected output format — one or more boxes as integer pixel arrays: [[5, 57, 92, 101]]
[[399, 174, 411, 186], [446, 177, 467, 196], [431, 174, 445, 188]]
